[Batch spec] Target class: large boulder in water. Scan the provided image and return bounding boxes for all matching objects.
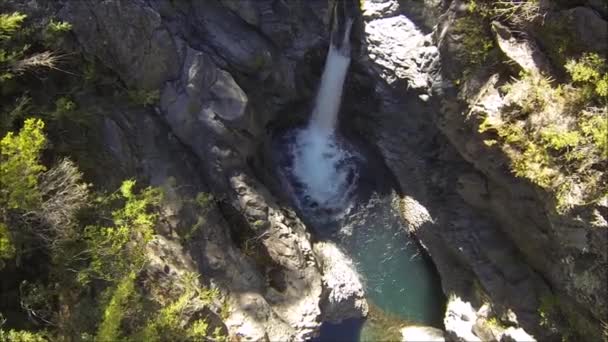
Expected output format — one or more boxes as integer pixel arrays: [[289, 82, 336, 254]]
[[313, 241, 369, 322]]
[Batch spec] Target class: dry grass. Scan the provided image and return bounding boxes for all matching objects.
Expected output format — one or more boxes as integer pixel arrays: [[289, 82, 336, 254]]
[[492, 0, 543, 25], [10, 51, 62, 74]]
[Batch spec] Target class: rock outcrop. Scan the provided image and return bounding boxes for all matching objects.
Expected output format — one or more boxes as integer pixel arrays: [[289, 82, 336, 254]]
[[313, 241, 369, 323], [356, 0, 607, 340], [401, 326, 446, 342], [357, 1, 551, 340]]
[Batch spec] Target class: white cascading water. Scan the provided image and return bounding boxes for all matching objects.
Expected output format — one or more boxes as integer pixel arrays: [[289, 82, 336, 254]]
[[290, 17, 357, 211]]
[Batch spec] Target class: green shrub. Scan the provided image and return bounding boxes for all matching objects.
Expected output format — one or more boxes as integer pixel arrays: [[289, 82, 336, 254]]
[[540, 128, 581, 151], [579, 111, 608, 155], [80, 180, 162, 283], [0, 12, 26, 40], [43, 19, 71, 45], [45, 19, 71, 34], [0, 329, 49, 342], [96, 272, 138, 342], [0, 118, 47, 210], [0, 223, 15, 269], [565, 53, 608, 100], [123, 272, 221, 342]]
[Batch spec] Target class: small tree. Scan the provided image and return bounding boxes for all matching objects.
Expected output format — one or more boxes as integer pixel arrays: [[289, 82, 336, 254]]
[[0, 118, 47, 211]]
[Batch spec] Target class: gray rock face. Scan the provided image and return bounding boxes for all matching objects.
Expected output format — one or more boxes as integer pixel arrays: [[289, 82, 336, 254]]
[[313, 242, 368, 323], [59, 0, 180, 90], [229, 174, 322, 341], [423, 1, 606, 340], [567, 6, 608, 54], [358, 1, 558, 341], [56, 0, 336, 339], [491, 21, 551, 75], [363, 9, 438, 89]]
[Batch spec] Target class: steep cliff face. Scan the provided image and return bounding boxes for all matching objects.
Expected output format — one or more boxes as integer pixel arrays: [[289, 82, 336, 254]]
[[11, 0, 604, 340], [352, 1, 554, 339], [352, 0, 606, 340], [53, 0, 335, 340]]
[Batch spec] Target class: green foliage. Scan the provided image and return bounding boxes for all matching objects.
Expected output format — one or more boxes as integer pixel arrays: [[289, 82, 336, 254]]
[[512, 141, 554, 188], [465, 0, 541, 24], [540, 128, 581, 150], [579, 112, 608, 155], [0, 118, 47, 210], [0, 10, 227, 342], [478, 69, 608, 211], [45, 19, 71, 34], [537, 294, 600, 342], [80, 180, 161, 283], [127, 89, 160, 106], [565, 53, 608, 100], [0, 13, 26, 40], [0, 12, 30, 82], [195, 192, 213, 209], [453, 15, 494, 77], [0, 223, 15, 268], [96, 272, 137, 342], [178, 192, 214, 243], [105, 272, 221, 342], [42, 19, 71, 45], [538, 294, 560, 334], [0, 329, 48, 342], [485, 316, 507, 329]]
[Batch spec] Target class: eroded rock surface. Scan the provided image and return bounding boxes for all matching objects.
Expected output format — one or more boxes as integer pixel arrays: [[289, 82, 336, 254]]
[[313, 241, 369, 323], [55, 0, 334, 340]]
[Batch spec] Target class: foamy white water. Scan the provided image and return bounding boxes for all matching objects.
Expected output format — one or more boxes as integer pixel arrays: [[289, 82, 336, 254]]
[[291, 18, 355, 209]]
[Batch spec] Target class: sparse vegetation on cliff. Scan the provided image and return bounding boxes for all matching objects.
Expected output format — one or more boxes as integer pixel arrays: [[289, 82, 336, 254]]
[[0, 10, 222, 341], [479, 54, 607, 211], [458, 0, 607, 212]]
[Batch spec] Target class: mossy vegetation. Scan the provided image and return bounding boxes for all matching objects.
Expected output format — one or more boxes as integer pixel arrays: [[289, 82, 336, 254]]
[[537, 294, 601, 342], [478, 55, 607, 211], [452, 4, 495, 79], [452, 0, 544, 79], [455, 1, 607, 212]]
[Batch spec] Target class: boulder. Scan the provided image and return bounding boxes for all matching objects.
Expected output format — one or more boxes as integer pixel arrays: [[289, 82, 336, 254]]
[[401, 326, 446, 342], [363, 8, 438, 88], [444, 297, 482, 342], [313, 241, 369, 322], [491, 21, 551, 75]]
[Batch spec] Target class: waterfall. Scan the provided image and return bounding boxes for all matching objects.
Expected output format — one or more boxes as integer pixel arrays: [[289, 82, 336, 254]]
[[309, 18, 353, 136], [289, 9, 357, 212]]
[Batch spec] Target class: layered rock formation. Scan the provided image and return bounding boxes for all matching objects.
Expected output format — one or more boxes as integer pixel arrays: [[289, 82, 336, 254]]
[[7, 0, 602, 340], [356, 0, 606, 341]]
